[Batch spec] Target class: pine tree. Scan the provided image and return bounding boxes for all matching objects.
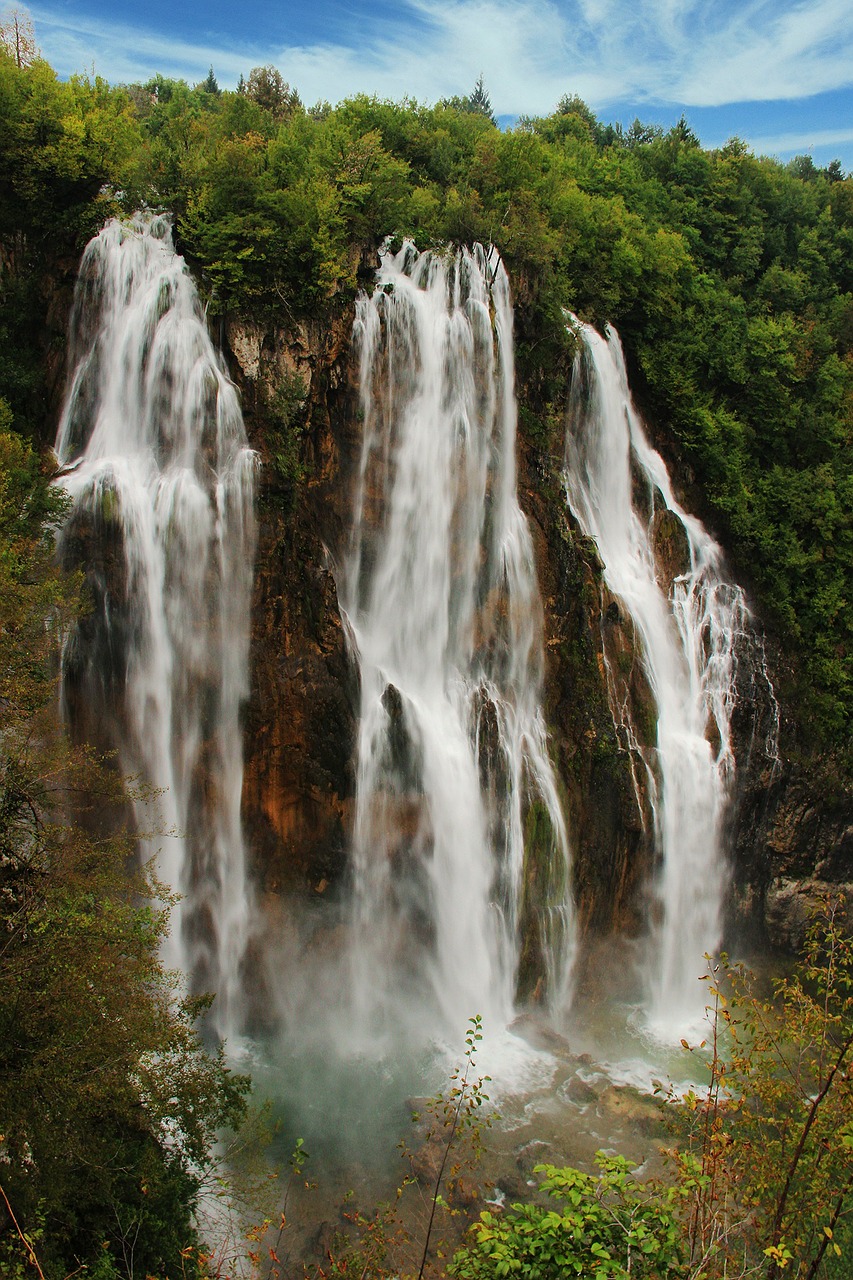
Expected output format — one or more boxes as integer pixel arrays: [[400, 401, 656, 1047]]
[[466, 74, 495, 123]]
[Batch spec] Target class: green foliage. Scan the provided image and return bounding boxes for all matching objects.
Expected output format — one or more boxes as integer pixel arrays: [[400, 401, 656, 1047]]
[[0, 53, 143, 239], [0, 8, 37, 67], [442, 76, 497, 126], [408, 1015, 492, 1280], [0, 50, 144, 442], [265, 368, 309, 495], [200, 65, 220, 96], [451, 1154, 687, 1279], [244, 64, 301, 119]]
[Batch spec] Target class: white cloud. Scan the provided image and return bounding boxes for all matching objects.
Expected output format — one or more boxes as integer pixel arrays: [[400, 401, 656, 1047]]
[[26, 0, 853, 115], [29, 6, 261, 84], [268, 0, 603, 110], [668, 0, 853, 105], [741, 125, 853, 156]]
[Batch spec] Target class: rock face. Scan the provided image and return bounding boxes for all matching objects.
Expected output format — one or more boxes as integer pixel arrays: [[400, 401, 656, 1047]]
[[226, 309, 360, 899], [221, 295, 853, 965], [517, 437, 654, 945], [732, 749, 853, 950], [224, 297, 659, 976]]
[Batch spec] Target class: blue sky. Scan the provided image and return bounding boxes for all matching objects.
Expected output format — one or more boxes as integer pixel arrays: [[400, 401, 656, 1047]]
[[24, 0, 853, 172]]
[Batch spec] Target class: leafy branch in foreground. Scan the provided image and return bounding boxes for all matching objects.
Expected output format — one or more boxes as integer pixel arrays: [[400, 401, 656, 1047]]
[[414, 1014, 492, 1280], [451, 1154, 687, 1280], [670, 897, 853, 1278]]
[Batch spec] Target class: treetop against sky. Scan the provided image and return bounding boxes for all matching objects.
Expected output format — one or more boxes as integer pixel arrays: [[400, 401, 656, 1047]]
[[20, 0, 853, 172]]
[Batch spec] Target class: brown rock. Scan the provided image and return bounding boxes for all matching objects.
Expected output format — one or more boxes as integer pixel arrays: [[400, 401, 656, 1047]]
[[565, 1074, 598, 1105]]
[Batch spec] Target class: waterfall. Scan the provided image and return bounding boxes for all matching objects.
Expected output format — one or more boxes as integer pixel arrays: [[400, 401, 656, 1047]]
[[341, 241, 572, 1043], [563, 318, 750, 1034], [55, 214, 257, 1039]]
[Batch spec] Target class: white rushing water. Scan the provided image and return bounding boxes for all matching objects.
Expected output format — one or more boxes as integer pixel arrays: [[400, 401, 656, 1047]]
[[563, 318, 749, 1036], [341, 241, 572, 1045], [55, 213, 257, 1039]]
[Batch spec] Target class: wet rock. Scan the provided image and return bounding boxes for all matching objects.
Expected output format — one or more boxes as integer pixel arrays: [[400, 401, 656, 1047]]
[[495, 1172, 529, 1200], [516, 1139, 555, 1180], [565, 1074, 598, 1105], [405, 1096, 433, 1119], [409, 1136, 445, 1186], [651, 507, 690, 586], [765, 877, 853, 951], [226, 317, 263, 380], [448, 1175, 480, 1209], [311, 1219, 340, 1263], [598, 1086, 665, 1136], [508, 1013, 574, 1058]]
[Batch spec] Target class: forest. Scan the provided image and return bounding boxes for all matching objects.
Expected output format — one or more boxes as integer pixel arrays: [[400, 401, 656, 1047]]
[[1, 27, 852, 1280]]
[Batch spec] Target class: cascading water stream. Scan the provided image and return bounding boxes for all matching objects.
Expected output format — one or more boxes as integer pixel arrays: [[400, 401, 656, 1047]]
[[563, 318, 749, 1035], [341, 241, 572, 1045], [55, 213, 257, 1039]]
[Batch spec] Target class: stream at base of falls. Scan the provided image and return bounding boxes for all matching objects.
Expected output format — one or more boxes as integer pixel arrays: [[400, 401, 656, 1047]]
[[218, 983, 719, 1272]]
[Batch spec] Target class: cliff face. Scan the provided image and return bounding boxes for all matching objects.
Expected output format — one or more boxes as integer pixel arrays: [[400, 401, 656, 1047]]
[[226, 310, 360, 904], [516, 437, 655, 942], [733, 738, 853, 951], [43, 260, 851, 963], [224, 301, 653, 950], [223, 297, 850, 968]]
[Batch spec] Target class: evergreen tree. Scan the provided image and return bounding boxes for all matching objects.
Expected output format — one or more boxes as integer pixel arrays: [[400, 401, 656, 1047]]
[[466, 73, 495, 123], [201, 63, 220, 94]]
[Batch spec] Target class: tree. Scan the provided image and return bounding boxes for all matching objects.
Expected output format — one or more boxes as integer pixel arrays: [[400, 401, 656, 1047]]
[[556, 93, 598, 129], [466, 74, 495, 123], [452, 1155, 688, 1279], [671, 899, 853, 1278], [441, 75, 497, 125], [201, 63, 220, 95], [245, 64, 301, 118], [0, 6, 37, 67]]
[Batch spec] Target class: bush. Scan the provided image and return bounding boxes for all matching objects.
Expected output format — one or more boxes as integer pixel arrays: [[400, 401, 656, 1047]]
[[451, 1155, 687, 1280]]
